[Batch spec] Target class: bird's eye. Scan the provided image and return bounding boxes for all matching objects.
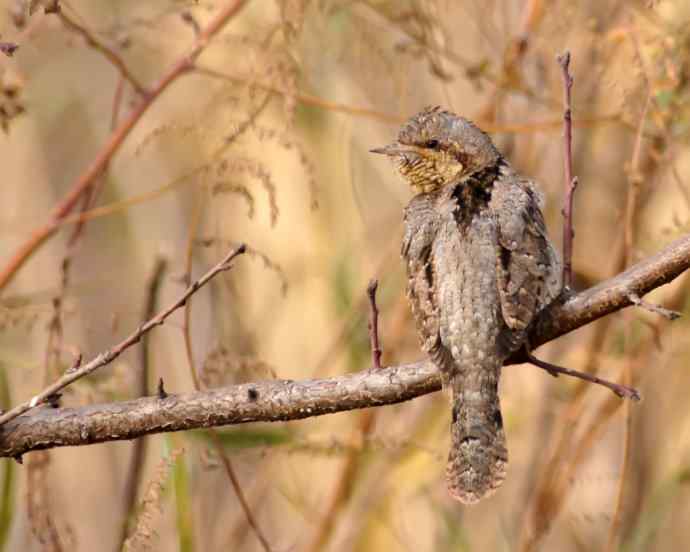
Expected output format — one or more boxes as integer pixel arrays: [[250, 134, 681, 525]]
[[425, 139, 440, 149]]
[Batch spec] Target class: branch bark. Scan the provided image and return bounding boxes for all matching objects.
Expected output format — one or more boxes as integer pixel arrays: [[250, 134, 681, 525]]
[[1, 234, 689, 458]]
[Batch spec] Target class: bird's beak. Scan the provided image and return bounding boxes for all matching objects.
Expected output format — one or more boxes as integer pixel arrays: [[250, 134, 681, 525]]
[[369, 143, 408, 156]]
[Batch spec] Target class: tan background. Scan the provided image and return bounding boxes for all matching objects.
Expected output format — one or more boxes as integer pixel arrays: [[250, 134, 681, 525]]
[[1, 0, 690, 550]]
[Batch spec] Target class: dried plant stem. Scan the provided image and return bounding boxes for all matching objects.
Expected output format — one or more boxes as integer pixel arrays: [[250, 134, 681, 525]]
[[57, 10, 146, 95], [122, 449, 183, 552], [0, 245, 246, 429], [557, 51, 578, 289], [182, 194, 205, 392], [0, 0, 249, 293]]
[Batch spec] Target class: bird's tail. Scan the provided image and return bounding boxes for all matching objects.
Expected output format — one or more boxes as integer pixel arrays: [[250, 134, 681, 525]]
[[446, 363, 507, 504]]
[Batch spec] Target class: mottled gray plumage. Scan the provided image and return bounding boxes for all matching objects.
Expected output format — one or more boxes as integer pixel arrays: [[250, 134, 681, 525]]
[[372, 106, 561, 503]]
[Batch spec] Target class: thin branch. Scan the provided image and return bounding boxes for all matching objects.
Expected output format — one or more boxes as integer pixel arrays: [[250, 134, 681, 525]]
[[1, 234, 689, 458], [58, 10, 146, 95], [627, 292, 681, 320], [0, 0, 249, 293], [0, 245, 247, 429], [182, 195, 204, 392], [366, 280, 383, 369], [524, 351, 640, 400], [557, 51, 578, 289]]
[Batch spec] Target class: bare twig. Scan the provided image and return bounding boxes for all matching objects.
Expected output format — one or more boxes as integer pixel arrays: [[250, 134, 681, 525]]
[[627, 291, 681, 320], [182, 195, 205, 392], [1, 235, 690, 458], [110, 76, 126, 130], [366, 280, 383, 369], [157, 378, 167, 399], [557, 51, 578, 289], [524, 350, 640, 400], [0, 0, 249, 293], [57, 9, 146, 95], [0, 245, 246, 428]]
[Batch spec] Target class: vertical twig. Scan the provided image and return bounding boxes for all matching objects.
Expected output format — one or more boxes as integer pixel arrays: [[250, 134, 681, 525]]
[[557, 51, 578, 289], [366, 279, 383, 369]]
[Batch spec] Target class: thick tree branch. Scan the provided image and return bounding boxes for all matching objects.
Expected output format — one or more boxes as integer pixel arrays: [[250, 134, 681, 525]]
[[1, 234, 689, 458]]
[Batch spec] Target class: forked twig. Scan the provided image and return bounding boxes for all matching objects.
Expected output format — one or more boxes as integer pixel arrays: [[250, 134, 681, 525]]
[[0, 245, 247, 428]]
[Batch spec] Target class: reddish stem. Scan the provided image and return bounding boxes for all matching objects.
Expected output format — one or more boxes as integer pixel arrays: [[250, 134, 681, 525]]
[[557, 51, 578, 289], [367, 280, 383, 369], [0, 0, 249, 294]]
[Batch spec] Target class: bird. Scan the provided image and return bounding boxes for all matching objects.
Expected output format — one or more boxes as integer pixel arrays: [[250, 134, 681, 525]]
[[371, 106, 562, 504]]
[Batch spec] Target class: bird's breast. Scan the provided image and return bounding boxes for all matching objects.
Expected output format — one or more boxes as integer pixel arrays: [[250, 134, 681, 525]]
[[432, 208, 504, 365]]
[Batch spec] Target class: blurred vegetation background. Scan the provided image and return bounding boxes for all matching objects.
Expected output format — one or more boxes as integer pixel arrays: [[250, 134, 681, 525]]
[[1, 0, 690, 550]]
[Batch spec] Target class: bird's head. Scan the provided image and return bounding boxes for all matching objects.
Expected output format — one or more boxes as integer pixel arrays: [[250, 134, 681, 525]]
[[371, 106, 500, 195]]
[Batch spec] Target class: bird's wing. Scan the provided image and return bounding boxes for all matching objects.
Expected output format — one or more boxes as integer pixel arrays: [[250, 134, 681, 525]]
[[490, 170, 562, 334], [401, 194, 451, 371]]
